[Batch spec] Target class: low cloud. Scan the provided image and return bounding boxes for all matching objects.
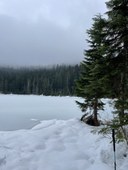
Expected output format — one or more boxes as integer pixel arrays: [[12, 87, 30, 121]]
[[0, 0, 107, 67]]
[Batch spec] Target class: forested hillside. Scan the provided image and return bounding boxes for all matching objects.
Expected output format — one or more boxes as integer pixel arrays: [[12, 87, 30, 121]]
[[0, 65, 80, 96]]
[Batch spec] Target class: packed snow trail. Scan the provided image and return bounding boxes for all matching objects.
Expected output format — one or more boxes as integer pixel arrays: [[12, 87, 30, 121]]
[[0, 118, 127, 170]]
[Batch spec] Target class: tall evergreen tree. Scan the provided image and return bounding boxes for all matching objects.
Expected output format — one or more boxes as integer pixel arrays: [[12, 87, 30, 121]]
[[75, 0, 128, 142], [104, 0, 128, 143], [76, 15, 107, 126]]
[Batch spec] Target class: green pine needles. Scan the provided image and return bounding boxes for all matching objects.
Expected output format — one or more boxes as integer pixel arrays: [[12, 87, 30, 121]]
[[76, 0, 128, 144]]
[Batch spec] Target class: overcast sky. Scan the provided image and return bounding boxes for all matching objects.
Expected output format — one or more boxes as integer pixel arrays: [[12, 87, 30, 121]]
[[0, 0, 107, 67]]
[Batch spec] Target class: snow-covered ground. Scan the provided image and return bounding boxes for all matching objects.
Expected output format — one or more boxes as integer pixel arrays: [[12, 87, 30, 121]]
[[0, 95, 127, 170]]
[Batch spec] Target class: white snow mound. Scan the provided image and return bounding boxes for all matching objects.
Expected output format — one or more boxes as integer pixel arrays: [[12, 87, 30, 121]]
[[0, 118, 127, 170]]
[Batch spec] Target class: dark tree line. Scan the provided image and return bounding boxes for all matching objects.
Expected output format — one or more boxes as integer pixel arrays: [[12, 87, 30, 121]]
[[0, 65, 80, 96]]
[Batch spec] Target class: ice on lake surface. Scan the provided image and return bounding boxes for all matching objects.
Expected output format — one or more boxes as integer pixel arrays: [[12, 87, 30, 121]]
[[0, 94, 113, 131], [0, 94, 82, 131], [0, 95, 127, 170]]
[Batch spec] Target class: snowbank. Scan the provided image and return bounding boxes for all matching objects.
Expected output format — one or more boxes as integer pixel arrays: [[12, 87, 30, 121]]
[[0, 118, 127, 170]]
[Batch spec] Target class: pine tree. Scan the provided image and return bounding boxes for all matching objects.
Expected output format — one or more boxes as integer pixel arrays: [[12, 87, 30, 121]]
[[104, 0, 128, 143], [76, 15, 107, 126]]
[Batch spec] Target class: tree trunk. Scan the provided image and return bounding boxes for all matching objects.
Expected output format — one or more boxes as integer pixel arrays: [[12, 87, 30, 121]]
[[93, 98, 100, 126]]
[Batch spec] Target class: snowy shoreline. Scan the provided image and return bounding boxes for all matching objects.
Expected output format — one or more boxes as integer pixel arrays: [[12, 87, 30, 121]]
[[0, 118, 127, 170], [0, 94, 113, 130], [0, 94, 127, 169]]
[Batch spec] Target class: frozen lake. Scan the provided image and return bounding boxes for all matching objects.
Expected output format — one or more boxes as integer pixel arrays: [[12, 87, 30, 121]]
[[0, 94, 82, 131]]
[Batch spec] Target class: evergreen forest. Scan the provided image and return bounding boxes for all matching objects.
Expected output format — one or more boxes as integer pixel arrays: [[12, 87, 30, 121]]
[[0, 65, 80, 96]]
